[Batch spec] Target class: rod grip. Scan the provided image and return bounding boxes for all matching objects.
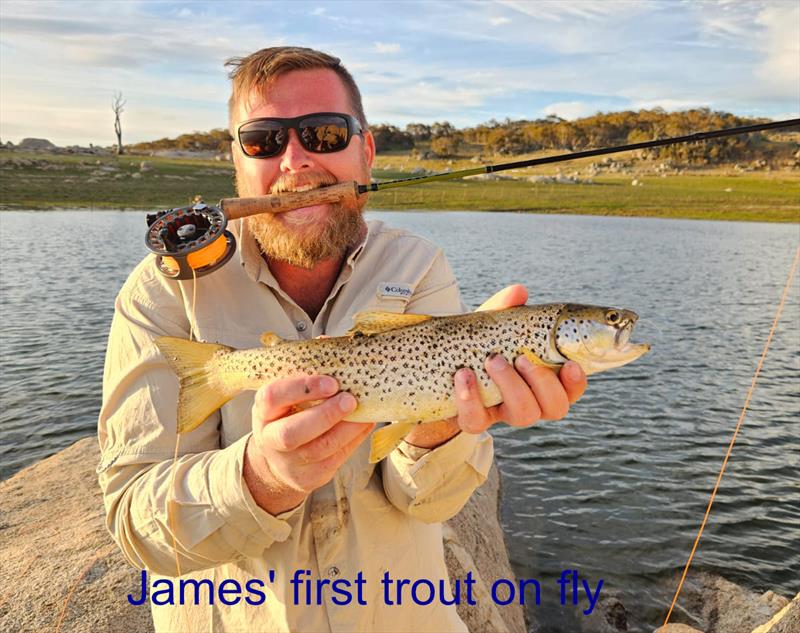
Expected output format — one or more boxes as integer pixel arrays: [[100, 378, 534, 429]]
[[221, 181, 362, 220]]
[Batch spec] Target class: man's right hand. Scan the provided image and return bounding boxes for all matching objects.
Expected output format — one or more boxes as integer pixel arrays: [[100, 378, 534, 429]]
[[243, 375, 374, 515]]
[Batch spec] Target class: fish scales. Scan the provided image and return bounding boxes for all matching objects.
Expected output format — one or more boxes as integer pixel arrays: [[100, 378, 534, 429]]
[[207, 305, 566, 424], [155, 303, 649, 460]]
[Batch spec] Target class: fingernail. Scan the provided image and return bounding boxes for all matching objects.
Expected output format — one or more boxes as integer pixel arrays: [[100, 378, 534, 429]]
[[564, 361, 581, 381], [339, 392, 357, 412], [455, 369, 472, 400], [320, 377, 338, 395], [487, 354, 508, 371], [516, 355, 533, 371]]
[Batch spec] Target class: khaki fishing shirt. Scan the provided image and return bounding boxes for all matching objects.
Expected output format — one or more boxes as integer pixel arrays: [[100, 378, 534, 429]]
[[98, 218, 494, 632]]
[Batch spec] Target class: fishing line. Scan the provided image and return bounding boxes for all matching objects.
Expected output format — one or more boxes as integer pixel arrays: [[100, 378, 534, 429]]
[[663, 245, 800, 625], [165, 267, 199, 632]]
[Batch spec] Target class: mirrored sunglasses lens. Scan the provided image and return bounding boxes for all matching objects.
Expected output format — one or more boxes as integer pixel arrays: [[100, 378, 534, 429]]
[[299, 116, 349, 152], [239, 122, 286, 156]]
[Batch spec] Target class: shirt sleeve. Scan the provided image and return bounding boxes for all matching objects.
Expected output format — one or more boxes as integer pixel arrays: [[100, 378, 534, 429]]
[[97, 263, 303, 576], [381, 248, 495, 522]]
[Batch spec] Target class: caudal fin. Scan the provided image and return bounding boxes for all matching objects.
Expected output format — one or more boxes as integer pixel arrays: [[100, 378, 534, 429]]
[[155, 336, 236, 434]]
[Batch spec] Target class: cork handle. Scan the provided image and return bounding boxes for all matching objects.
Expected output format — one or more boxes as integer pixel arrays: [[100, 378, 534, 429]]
[[221, 181, 362, 220]]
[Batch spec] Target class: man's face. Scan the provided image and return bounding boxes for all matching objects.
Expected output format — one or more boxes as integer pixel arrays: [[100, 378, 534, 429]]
[[232, 68, 375, 268]]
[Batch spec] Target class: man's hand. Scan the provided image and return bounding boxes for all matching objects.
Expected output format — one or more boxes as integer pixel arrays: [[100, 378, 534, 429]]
[[243, 375, 374, 515], [404, 284, 588, 448]]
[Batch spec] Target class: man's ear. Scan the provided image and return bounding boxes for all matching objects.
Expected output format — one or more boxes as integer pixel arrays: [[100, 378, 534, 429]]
[[361, 130, 376, 169]]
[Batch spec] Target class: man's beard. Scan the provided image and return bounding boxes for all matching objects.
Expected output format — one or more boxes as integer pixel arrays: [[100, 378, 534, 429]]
[[237, 168, 367, 269]]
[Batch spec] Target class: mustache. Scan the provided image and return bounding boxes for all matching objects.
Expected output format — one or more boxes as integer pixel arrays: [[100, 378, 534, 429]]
[[269, 171, 338, 195]]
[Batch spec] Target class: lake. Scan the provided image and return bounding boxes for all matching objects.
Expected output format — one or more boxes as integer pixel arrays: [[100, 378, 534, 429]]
[[1, 209, 798, 631]]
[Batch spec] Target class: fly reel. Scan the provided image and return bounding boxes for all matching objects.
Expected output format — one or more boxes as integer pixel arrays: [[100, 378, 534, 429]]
[[145, 202, 236, 280]]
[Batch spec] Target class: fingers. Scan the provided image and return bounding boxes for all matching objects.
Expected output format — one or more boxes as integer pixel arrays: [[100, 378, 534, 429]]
[[259, 391, 357, 451], [453, 355, 587, 433], [485, 354, 541, 426], [254, 375, 339, 423], [476, 284, 528, 312], [453, 369, 491, 433], [294, 421, 375, 464], [559, 361, 587, 404], [515, 358, 570, 420]]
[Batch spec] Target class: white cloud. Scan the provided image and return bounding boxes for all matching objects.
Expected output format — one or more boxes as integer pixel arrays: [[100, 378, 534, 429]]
[[754, 3, 800, 100], [490, 16, 511, 26], [543, 101, 599, 120], [373, 42, 402, 54]]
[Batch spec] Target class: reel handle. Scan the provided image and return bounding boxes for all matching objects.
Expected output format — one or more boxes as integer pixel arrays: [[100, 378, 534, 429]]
[[220, 181, 362, 220]]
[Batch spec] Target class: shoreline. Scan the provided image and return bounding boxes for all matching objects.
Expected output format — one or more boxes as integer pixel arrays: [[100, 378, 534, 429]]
[[1, 149, 798, 223]]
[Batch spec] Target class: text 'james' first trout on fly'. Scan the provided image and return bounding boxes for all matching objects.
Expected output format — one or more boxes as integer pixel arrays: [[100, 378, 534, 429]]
[[155, 304, 651, 462]]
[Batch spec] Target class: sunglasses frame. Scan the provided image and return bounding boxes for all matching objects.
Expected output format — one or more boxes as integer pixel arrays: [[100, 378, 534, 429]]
[[236, 112, 364, 159]]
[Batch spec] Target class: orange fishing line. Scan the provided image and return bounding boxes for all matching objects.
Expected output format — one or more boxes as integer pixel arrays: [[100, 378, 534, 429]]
[[663, 245, 800, 625]]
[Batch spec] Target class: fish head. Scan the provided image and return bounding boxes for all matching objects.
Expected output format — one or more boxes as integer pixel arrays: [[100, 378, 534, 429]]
[[554, 304, 650, 375]]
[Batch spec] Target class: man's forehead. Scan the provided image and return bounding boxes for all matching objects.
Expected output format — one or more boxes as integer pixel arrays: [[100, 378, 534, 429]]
[[236, 68, 352, 121]]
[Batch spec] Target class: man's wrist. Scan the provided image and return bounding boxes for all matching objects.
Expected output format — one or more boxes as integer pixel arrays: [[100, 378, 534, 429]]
[[243, 436, 307, 516], [403, 418, 461, 451]]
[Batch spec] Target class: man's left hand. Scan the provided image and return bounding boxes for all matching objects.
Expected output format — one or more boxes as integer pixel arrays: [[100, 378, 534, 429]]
[[403, 284, 587, 448]]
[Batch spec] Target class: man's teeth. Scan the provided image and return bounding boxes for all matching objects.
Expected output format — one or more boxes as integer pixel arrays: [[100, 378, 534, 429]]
[[290, 184, 318, 193]]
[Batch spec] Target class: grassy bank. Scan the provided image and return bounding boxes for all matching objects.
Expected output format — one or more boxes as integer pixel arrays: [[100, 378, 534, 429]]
[[1, 149, 798, 222]]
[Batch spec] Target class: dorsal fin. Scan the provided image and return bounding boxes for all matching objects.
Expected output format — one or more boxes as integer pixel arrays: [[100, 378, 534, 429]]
[[347, 311, 432, 336], [260, 332, 284, 347]]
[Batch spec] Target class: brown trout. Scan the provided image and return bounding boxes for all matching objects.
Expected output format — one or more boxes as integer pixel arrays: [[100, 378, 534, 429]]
[[156, 304, 650, 462]]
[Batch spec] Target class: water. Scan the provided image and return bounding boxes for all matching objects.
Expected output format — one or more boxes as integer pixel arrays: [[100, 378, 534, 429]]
[[1, 210, 798, 631]]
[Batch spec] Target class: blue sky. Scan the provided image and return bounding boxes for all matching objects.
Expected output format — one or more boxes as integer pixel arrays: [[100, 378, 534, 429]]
[[1, 0, 798, 146]]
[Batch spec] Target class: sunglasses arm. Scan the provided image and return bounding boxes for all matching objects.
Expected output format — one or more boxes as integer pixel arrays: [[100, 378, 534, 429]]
[[220, 181, 363, 220]]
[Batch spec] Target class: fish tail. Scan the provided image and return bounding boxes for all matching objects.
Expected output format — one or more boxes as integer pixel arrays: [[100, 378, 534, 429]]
[[155, 336, 236, 434]]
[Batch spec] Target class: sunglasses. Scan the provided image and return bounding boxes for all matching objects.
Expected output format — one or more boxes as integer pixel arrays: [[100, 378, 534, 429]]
[[236, 112, 364, 158]]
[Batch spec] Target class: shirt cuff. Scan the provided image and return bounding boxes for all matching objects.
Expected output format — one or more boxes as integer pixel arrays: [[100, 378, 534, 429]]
[[207, 434, 305, 557], [390, 430, 492, 488]]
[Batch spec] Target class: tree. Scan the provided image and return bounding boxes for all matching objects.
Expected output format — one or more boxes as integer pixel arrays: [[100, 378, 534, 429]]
[[112, 92, 125, 155]]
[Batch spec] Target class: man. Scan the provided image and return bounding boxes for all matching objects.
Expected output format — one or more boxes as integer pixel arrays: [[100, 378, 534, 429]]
[[99, 46, 586, 632]]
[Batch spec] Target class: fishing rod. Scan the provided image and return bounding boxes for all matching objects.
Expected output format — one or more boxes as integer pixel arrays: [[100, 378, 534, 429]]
[[144, 118, 799, 279]]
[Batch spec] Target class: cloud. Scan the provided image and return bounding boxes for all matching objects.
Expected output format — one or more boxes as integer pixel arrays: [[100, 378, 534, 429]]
[[754, 3, 800, 99], [489, 16, 511, 26], [373, 42, 402, 54], [543, 101, 598, 120]]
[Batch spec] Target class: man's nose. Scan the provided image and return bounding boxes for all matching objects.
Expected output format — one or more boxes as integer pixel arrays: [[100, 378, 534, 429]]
[[279, 129, 315, 172]]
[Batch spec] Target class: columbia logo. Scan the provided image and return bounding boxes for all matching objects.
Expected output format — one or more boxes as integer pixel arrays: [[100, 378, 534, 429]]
[[378, 283, 412, 299]]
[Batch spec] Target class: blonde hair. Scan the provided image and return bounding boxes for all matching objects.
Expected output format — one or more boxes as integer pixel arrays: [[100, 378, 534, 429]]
[[225, 46, 367, 132]]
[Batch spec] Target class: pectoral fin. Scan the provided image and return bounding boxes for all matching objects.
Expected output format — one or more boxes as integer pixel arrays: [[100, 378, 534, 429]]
[[348, 311, 432, 336], [519, 347, 563, 371], [369, 421, 417, 463], [260, 332, 284, 346]]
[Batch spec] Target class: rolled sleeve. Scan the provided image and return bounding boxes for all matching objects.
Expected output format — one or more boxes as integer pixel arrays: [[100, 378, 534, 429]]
[[382, 431, 494, 523]]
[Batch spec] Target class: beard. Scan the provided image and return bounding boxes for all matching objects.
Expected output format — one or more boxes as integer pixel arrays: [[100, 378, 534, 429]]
[[236, 166, 367, 270]]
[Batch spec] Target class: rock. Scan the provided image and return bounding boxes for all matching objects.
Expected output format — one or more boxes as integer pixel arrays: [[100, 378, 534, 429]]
[[752, 592, 800, 633], [578, 593, 629, 632], [445, 463, 528, 633], [131, 172, 142, 179], [653, 625, 704, 633], [0, 438, 524, 633], [18, 137, 56, 150], [664, 571, 790, 633]]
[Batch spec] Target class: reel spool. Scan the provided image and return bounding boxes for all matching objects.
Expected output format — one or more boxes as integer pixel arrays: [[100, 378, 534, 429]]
[[145, 202, 236, 280]]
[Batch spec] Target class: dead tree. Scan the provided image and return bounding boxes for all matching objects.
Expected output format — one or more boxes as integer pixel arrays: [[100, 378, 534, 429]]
[[112, 92, 125, 155]]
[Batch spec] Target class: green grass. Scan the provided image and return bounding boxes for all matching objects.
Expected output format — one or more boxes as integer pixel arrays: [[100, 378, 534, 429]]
[[1, 149, 798, 223]]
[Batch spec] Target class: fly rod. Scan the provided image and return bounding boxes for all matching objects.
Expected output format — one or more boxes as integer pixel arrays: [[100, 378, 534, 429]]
[[144, 118, 799, 279]]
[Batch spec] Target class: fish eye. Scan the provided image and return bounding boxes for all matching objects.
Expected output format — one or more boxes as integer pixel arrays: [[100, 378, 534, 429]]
[[606, 310, 620, 324]]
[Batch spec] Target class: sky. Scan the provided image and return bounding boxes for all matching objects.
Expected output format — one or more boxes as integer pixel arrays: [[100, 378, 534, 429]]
[[1, 0, 798, 147]]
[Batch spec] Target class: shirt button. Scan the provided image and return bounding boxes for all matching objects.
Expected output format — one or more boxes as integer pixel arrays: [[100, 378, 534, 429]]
[[327, 566, 340, 579], [296, 321, 307, 332]]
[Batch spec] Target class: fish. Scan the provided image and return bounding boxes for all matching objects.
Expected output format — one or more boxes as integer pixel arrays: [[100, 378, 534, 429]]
[[155, 304, 650, 463]]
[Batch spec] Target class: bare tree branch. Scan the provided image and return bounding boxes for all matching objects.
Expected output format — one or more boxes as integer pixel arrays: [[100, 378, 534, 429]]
[[112, 92, 126, 155]]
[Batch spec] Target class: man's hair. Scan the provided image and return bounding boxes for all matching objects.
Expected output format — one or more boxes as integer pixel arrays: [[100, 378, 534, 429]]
[[225, 46, 367, 132]]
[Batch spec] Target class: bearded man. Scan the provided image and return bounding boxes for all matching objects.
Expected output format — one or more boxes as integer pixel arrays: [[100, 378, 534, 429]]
[[99, 46, 587, 632]]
